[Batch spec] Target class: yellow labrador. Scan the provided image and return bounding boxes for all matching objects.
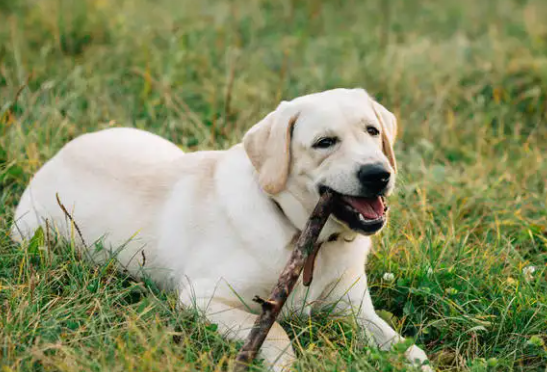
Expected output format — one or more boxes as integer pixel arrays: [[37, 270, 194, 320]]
[[11, 88, 431, 371]]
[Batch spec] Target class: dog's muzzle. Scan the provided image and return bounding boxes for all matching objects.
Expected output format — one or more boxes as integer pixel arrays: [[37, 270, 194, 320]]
[[318, 185, 388, 235]]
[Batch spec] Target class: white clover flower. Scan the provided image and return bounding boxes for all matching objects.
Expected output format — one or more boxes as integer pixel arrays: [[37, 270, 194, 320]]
[[426, 267, 434, 276], [523, 266, 536, 282], [382, 272, 395, 282]]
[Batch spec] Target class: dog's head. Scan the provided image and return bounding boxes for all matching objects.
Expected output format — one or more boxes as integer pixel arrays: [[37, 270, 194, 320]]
[[244, 88, 397, 236]]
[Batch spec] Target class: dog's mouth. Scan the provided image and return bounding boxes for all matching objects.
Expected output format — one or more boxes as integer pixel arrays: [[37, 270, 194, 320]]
[[319, 186, 388, 235]]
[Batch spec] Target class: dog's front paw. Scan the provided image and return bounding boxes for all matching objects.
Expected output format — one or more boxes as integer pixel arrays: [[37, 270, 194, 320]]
[[260, 342, 296, 372], [405, 345, 433, 371]]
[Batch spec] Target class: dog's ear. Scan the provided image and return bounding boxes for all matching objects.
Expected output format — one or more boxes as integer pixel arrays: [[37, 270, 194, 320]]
[[371, 100, 398, 173], [243, 102, 299, 195]]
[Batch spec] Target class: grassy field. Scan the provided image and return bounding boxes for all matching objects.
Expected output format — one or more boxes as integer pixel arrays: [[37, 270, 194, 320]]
[[1, 0, 547, 371]]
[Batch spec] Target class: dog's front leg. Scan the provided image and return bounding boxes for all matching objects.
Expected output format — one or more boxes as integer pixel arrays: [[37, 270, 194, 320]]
[[179, 293, 295, 372], [324, 272, 432, 371]]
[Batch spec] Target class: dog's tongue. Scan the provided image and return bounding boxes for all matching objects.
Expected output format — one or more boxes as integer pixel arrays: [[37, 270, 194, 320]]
[[342, 196, 384, 220]]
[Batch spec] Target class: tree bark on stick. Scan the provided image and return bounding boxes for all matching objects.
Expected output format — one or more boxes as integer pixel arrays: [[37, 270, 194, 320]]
[[234, 190, 337, 371]]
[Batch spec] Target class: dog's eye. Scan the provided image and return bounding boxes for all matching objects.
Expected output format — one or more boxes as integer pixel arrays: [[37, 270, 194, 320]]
[[313, 137, 338, 149], [366, 126, 380, 136]]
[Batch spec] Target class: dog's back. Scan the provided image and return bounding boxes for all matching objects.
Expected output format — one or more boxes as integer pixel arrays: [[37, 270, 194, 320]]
[[11, 127, 185, 274]]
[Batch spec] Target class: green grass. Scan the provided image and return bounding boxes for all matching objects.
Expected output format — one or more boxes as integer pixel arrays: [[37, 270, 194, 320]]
[[1, 0, 547, 370]]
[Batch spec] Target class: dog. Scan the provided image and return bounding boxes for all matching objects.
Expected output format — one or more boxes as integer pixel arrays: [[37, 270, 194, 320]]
[[11, 88, 431, 371]]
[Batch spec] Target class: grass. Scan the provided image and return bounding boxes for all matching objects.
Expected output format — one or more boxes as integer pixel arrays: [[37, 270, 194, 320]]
[[1, 0, 547, 370]]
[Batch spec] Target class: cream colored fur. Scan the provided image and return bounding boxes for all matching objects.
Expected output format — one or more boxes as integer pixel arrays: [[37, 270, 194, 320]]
[[11, 88, 431, 371]]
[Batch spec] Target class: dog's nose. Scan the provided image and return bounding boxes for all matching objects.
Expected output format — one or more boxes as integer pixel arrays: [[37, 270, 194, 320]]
[[357, 163, 391, 195]]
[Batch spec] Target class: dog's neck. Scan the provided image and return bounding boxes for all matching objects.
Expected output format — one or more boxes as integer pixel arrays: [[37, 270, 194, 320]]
[[271, 191, 312, 232], [271, 190, 348, 243]]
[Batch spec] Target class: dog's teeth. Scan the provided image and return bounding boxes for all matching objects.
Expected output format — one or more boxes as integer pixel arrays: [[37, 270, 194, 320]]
[[359, 214, 366, 222]]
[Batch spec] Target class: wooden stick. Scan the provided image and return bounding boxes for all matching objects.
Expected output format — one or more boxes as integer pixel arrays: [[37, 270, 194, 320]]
[[234, 190, 337, 371]]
